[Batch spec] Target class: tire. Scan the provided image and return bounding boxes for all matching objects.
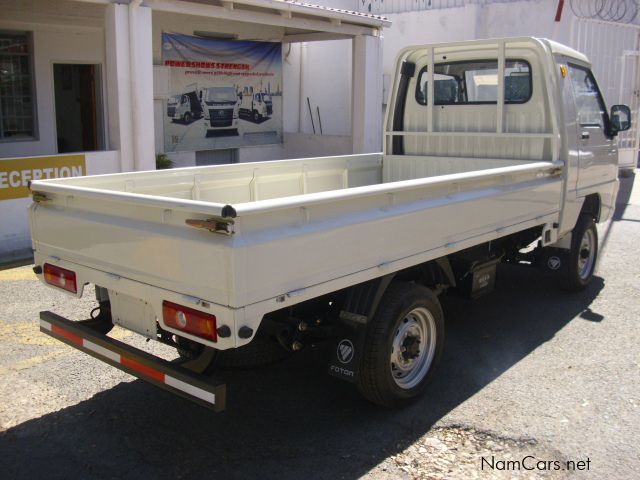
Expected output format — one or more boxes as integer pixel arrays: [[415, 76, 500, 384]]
[[174, 337, 218, 375], [356, 282, 445, 408], [252, 111, 259, 122], [216, 332, 290, 369], [175, 332, 289, 370], [563, 214, 598, 291], [183, 112, 191, 124]]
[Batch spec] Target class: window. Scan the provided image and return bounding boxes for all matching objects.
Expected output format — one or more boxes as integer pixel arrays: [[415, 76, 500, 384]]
[[416, 59, 532, 105], [567, 64, 607, 129], [0, 31, 35, 140]]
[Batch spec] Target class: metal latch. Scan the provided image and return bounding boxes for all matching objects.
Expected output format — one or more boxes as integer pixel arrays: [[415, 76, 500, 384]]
[[32, 192, 50, 203], [185, 218, 235, 235]]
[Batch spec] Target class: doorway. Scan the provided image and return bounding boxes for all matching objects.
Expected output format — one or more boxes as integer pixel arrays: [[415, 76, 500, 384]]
[[53, 64, 104, 153]]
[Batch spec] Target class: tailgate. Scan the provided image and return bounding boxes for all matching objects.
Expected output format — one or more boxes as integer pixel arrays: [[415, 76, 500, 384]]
[[29, 180, 237, 307]]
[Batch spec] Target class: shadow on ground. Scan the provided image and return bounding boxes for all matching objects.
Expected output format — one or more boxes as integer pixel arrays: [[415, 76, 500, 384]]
[[601, 171, 636, 255], [0, 263, 605, 480]]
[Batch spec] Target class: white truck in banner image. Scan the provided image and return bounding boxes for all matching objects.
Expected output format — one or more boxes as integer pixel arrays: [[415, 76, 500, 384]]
[[202, 85, 239, 136], [166, 88, 204, 124], [29, 38, 630, 412], [239, 86, 273, 122]]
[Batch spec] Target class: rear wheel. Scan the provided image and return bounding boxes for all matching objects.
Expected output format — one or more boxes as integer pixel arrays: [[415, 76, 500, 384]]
[[216, 332, 290, 369], [563, 214, 598, 291], [356, 283, 444, 407], [175, 332, 289, 371], [175, 337, 218, 375]]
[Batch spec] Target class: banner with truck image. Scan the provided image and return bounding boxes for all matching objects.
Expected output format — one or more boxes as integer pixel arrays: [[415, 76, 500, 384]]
[[162, 33, 283, 152]]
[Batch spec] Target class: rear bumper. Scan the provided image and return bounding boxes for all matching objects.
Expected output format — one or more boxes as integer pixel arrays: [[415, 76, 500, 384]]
[[40, 311, 226, 412]]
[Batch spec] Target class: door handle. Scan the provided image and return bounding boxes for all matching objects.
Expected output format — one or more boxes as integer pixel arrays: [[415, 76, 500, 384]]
[[581, 131, 590, 140]]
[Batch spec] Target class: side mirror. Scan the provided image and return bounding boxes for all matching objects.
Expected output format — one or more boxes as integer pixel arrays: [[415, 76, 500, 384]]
[[611, 104, 631, 134]]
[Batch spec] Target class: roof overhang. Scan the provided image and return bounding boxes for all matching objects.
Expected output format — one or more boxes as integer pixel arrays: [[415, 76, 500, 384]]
[[79, 0, 390, 41]]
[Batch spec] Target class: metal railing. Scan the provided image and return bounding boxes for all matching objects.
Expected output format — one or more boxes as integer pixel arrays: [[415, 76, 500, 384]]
[[351, 0, 537, 15], [347, 0, 639, 24]]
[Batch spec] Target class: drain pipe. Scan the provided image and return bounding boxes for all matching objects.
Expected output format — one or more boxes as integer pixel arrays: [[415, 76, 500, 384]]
[[298, 42, 306, 133]]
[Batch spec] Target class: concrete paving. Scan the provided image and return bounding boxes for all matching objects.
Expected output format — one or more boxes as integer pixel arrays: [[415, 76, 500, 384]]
[[0, 173, 638, 479]]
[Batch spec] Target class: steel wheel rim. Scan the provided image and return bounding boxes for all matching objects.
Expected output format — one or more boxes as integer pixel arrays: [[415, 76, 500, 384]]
[[577, 228, 596, 280], [390, 306, 437, 389]]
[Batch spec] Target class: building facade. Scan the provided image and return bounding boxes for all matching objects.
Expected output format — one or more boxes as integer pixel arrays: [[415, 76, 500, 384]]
[[0, 0, 387, 263]]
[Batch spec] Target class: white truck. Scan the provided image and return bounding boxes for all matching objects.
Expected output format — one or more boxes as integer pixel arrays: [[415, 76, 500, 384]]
[[202, 85, 239, 136], [166, 87, 204, 124], [29, 38, 631, 411], [239, 86, 273, 122]]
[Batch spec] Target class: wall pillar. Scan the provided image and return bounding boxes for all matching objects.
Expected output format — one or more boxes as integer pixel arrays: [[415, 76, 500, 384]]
[[104, 2, 155, 172], [129, 3, 156, 171], [105, 3, 134, 171], [351, 34, 383, 153]]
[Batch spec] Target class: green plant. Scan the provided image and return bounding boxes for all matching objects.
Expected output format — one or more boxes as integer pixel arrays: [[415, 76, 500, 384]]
[[156, 153, 174, 170]]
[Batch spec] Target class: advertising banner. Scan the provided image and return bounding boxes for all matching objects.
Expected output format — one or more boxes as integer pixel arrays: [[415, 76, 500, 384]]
[[0, 154, 85, 201], [162, 33, 283, 153]]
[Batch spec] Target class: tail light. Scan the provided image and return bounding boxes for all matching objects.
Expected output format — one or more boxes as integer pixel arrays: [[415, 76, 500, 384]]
[[43, 263, 77, 293], [162, 301, 217, 342]]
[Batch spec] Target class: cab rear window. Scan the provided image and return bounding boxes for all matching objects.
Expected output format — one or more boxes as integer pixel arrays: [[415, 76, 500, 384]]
[[415, 59, 532, 105]]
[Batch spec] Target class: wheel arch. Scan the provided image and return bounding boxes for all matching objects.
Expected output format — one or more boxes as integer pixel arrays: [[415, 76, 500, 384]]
[[580, 193, 601, 222], [340, 258, 455, 324]]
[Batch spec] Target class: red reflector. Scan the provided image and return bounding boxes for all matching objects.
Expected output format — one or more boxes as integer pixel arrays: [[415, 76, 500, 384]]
[[121, 356, 166, 383], [162, 301, 217, 342], [51, 324, 83, 346], [43, 263, 77, 293]]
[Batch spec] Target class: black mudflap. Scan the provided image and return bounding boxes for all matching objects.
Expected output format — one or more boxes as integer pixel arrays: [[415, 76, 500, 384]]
[[327, 320, 366, 383], [537, 247, 569, 273]]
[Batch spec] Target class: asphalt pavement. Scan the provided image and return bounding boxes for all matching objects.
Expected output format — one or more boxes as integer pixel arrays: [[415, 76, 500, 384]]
[[0, 172, 638, 479]]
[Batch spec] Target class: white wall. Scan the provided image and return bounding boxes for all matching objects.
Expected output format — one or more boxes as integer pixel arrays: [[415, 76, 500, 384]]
[[296, 40, 353, 136], [0, 25, 106, 158], [0, 3, 109, 263], [163, 133, 352, 167]]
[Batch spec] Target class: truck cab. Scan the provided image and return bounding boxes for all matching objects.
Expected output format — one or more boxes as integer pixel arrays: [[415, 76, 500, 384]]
[[202, 86, 239, 135]]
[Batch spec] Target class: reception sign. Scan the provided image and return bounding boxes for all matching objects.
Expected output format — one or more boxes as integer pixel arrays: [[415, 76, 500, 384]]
[[0, 154, 86, 201], [162, 33, 283, 152]]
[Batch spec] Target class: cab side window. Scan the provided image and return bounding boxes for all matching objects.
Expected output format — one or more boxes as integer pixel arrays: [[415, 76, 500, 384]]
[[568, 64, 607, 129]]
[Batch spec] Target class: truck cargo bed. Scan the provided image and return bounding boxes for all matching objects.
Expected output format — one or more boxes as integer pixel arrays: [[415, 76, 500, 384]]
[[30, 153, 562, 347]]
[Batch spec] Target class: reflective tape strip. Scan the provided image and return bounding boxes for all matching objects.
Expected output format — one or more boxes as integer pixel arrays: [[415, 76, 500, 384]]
[[121, 356, 166, 383], [83, 339, 121, 363], [165, 375, 216, 404], [41, 319, 216, 406], [52, 324, 83, 346]]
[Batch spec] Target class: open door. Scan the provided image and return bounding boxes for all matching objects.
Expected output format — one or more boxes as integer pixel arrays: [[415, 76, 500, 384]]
[[53, 64, 104, 153]]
